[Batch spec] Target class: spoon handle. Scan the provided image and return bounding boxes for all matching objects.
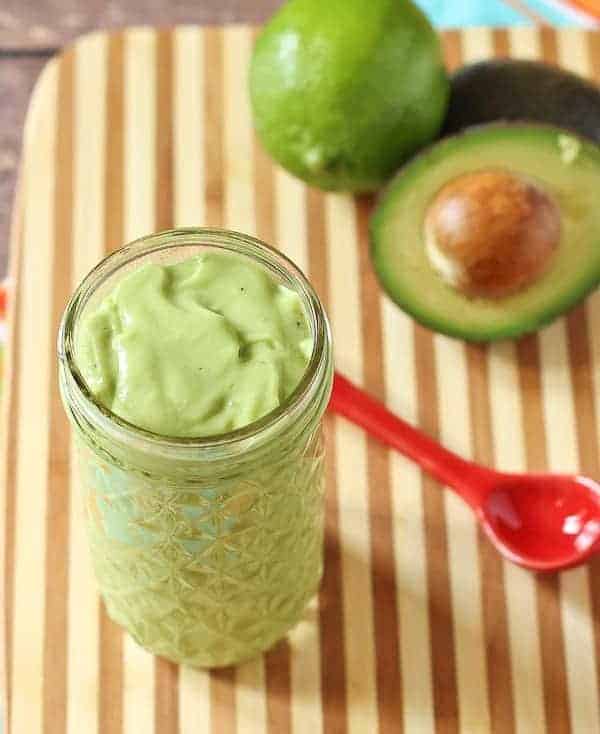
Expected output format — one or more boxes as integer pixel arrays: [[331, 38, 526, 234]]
[[329, 372, 495, 506]]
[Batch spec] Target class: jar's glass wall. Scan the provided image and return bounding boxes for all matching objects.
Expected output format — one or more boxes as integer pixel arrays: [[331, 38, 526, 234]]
[[77, 413, 325, 667], [59, 229, 333, 667]]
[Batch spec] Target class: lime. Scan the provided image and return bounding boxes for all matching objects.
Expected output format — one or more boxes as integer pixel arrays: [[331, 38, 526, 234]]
[[249, 0, 449, 192]]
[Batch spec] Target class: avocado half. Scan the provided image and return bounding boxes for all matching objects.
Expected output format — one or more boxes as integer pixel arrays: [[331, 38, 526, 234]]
[[443, 60, 600, 144], [370, 123, 600, 341]]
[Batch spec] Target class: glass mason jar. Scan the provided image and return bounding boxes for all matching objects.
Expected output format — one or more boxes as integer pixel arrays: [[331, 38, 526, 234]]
[[58, 228, 333, 668]]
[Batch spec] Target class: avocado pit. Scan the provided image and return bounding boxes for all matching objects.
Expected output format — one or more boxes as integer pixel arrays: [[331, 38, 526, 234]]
[[424, 169, 560, 298]]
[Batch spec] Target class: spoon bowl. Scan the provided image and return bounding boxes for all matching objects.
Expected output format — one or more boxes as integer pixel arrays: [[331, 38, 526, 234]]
[[480, 474, 600, 572]]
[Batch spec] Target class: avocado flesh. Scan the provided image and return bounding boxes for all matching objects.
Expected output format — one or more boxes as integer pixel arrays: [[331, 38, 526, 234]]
[[370, 124, 600, 341]]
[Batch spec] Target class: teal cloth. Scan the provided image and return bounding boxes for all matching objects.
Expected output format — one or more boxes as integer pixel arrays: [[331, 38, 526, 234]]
[[416, 0, 524, 25], [416, 0, 586, 26]]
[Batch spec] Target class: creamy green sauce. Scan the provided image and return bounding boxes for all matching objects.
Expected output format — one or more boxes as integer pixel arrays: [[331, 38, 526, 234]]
[[77, 252, 313, 437]]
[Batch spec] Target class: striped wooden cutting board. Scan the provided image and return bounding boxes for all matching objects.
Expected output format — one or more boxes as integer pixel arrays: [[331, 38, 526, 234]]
[[3, 24, 600, 734]]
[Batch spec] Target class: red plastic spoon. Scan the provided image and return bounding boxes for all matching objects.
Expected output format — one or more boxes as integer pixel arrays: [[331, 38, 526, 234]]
[[330, 372, 600, 572]]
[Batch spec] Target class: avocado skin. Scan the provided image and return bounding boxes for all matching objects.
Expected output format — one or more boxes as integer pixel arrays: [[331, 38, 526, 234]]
[[443, 60, 600, 144]]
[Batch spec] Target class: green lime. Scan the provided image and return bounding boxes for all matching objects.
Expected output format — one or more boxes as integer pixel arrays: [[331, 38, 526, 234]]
[[249, 0, 449, 193]]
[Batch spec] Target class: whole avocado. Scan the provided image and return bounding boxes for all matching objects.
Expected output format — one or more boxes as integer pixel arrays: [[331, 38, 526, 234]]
[[444, 59, 600, 143], [249, 0, 449, 193]]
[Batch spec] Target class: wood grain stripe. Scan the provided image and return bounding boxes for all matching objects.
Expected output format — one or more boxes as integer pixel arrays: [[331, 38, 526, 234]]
[[540, 26, 559, 65], [551, 31, 600, 734], [2, 179, 24, 734], [308, 189, 348, 734], [105, 34, 125, 253], [492, 28, 510, 56], [253, 89, 293, 734], [263, 549, 294, 722], [326, 193, 377, 734], [462, 26, 494, 61], [435, 333, 491, 733], [100, 32, 125, 734], [503, 30, 546, 734], [509, 27, 573, 734], [382, 301, 434, 734], [203, 28, 224, 230], [173, 26, 211, 734], [210, 669, 236, 734], [43, 47, 74, 734], [124, 28, 157, 241], [155, 30, 174, 229], [224, 26, 267, 734], [462, 26, 527, 734], [202, 27, 237, 734], [356, 196, 403, 734], [253, 117, 276, 245], [274, 176, 327, 734], [517, 335, 570, 734], [442, 29, 461, 72], [467, 345, 514, 734], [590, 29, 600, 80], [122, 29, 158, 734], [67, 32, 107, 734], [421, 32, 462, 734], [586, 29, 600, 711], [11, 57, 58, 734], [445, 32, 493, 734], [414, 324, 458, 734], [223, 26, 257, 238], [557, 27, 589, 73], [318, 416, 347, 734], [174, 26, 204, 227], [539, 317, 600, 734], [275, 169, 309, 273], [153, 29, 180, 734], [264, 592, 293, 730], [488, 342, 546, 734], [566, 306, 600, 710], [273, 171, 323, 734], [508, 26, 541, 59]]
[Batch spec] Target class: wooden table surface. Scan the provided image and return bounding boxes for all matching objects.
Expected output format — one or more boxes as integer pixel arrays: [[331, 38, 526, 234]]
[[0, 1, 281, 278]]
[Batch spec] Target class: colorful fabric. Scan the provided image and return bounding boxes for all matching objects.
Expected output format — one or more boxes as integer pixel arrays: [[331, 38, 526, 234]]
[[416, 0, 599, 25]]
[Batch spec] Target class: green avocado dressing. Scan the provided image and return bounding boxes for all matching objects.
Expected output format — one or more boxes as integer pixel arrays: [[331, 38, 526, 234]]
[[76, 252, 313, 437]]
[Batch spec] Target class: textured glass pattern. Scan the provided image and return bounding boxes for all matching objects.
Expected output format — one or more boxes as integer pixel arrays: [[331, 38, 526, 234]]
[[78, 427, 325, 668]]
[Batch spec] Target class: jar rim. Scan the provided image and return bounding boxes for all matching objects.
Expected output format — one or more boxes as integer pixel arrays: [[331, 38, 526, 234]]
[[58, 227, 333, 460]]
